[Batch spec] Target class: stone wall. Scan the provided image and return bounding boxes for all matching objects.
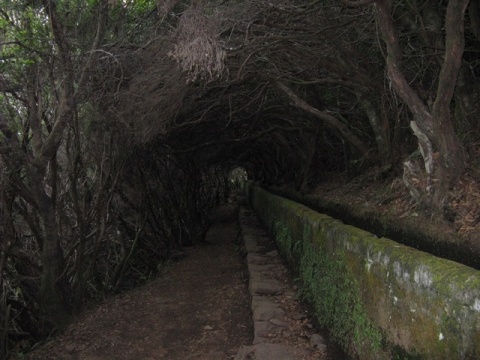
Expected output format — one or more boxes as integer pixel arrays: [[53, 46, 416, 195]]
[[245, 183, 480, 360], [263, 186, 480, 270]]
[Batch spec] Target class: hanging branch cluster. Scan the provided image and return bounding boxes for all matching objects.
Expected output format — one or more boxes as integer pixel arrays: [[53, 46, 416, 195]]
[[168, 4, 226, 82]]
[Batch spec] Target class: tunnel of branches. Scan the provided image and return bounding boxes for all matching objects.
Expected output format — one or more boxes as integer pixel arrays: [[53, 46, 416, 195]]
[[1, 0, 479, 354]]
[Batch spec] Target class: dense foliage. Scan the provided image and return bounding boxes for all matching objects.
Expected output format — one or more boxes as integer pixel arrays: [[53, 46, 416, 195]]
[[0, 0, 478, 357]]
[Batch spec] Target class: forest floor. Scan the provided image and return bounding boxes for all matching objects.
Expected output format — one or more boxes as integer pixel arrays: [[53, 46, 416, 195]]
[[23, 204, 343, 360], [312, 167, 480, 262]]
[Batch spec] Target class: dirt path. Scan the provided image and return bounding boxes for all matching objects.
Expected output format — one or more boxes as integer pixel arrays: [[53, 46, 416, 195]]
[[26, 206, 251, 360], [24, 203, 345, 360]]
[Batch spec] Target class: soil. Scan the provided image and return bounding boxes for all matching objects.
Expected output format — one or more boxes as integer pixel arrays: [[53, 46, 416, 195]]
[[311, 167, 480, 263], [24, 207, 250, 360], [22, 204, 344, 360]]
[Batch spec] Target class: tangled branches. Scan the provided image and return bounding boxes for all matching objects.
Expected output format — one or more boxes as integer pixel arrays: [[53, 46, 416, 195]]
[[169, 4, 226, 82]]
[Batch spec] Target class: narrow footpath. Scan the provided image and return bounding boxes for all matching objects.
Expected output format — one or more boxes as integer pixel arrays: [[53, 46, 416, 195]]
[[25, 201, 344, 360]]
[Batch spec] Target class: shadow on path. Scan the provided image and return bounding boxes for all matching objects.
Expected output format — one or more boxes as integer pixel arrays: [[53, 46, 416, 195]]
[[25, 201, 346, 360], [26, 204, 251, 360]]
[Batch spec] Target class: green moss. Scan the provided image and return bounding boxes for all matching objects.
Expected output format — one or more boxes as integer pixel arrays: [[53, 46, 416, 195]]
[[294, 231, 383, 355], [274, 220, 293, 260], [391, 345, 421, 360], [248, 184, 480, 360]]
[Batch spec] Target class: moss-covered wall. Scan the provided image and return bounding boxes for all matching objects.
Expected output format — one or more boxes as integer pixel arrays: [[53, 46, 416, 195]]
[[245, 183, 480, 360], [263, 185, 480, 270]]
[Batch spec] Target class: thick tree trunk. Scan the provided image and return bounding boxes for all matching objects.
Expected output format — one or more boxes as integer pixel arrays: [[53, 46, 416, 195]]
[[375, 0, 468, 214], [30, 165, 72, 328], [29, 0, 78, 327], [39, 206, 71, 327]]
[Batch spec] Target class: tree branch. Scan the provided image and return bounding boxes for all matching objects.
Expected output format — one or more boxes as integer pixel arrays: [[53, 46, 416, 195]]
[[275, 81, 370, 157], [375, 0, 433, 136], [76, 0, 109, 97], [39, 0, 75, 161], [432, 0, 470, 118], [342, 0, 376, 7]]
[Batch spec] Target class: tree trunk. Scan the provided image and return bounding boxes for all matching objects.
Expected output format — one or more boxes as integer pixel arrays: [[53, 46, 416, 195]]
[[30, 165, 72, 328], [357, 95, 391, 166], [375, 0, 468, 214]]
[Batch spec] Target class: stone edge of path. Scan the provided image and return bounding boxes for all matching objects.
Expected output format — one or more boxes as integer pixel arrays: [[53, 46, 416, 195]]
[[233, 205, 328, 360]]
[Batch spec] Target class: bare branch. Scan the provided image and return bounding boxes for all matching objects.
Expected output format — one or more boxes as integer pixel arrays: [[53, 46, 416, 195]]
[[432, 0, 470, 118], [342, 0, 376, 7], [168, 4, 226, 82], [275, 81, 370, 157], [76, 0, 109, 97], [39, 0, 75, 161]]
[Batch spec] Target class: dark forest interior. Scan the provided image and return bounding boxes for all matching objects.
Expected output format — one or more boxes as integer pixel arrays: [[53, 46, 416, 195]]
[[1, 0, 479, 357]]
